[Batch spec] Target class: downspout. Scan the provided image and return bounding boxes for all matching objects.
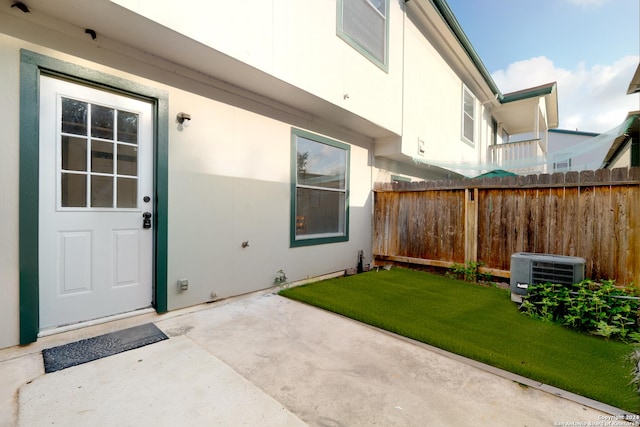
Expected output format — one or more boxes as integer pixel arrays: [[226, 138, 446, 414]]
[[534, 99, 540, 140]]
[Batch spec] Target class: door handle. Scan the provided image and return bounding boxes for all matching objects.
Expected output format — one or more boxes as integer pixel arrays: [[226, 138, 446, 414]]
[[142, 212, 152, 229]]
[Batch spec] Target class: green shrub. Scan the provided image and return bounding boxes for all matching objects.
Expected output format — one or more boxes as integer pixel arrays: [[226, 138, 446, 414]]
[[447, 261, 490, 283], [520, 279, 640, 342]]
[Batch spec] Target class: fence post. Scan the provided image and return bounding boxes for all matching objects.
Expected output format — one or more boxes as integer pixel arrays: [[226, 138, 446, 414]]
[[464, 188, 478, 263]]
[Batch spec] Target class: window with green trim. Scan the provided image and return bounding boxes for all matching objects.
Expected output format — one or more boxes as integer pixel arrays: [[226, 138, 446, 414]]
[[291, 129, 349, 247], [337, 0, 389, 71]]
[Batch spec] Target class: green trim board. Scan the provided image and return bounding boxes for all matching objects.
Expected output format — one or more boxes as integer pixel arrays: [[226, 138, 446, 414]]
[[19, 49, 168, 344], [430, 0, 558, 109], [429, 0, 500, 97], [500, 82, 556, 104], [290, 128, 350, 248], [19, 51, 40, 345]]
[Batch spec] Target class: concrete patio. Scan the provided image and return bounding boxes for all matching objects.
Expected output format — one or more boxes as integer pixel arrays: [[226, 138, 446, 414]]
[[0, 290, 629, 426]]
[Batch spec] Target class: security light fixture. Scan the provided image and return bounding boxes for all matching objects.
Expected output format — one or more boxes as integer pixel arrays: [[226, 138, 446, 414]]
[[11, 2, 30, 13], [85, 29, 97, 40], [177, 112, 191, 127]]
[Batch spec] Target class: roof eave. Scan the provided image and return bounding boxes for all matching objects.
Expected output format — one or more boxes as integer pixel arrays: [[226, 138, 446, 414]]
[[501, 82, 556, 103], [600, 112, 640, 167], [428, 0, 502, 99], [627, 64, 640, 95]]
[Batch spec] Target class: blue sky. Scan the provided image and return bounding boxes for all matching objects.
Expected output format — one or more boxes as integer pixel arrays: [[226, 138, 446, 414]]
[[446, 0, 640, 133]]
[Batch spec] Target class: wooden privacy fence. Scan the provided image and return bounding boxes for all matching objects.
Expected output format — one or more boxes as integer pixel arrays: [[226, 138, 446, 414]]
[[373, 167, 640, 286]]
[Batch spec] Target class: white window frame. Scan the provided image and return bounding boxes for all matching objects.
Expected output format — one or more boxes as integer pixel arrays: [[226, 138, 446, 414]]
[[462, 85, 476, 146], [337, 0, 389, 71]]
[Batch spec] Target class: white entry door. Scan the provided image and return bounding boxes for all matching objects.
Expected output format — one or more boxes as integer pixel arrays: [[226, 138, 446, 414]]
[[39, 76, 154, 329]]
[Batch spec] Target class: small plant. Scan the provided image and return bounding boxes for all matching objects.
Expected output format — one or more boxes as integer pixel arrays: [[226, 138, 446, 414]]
[[447, 261, 489, 283], [628, 348, 640, 394], [274, 269, 288, 290], [593, 320, 622, 340], [520, 279, 640, 342]]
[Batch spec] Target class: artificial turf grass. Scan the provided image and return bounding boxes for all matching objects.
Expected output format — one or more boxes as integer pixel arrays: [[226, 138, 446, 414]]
[[279, 267, 639, 413]]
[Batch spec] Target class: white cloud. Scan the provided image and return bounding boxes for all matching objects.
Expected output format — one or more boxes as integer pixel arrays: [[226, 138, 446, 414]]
[[492, 55, 640, 133]]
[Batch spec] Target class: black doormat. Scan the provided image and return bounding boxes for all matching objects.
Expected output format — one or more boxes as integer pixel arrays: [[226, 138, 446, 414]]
[[42, 323, 168, 373]]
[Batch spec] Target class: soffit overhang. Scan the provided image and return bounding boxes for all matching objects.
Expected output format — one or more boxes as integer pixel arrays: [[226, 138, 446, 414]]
[[493, 82, 559, 134], [0, 0, 394, 140]]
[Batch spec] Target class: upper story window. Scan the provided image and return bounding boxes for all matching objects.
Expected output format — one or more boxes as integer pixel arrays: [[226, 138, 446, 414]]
[[291, 128, 350, 247], [338, 0, 389, 71], [462, 85, 475, 145]]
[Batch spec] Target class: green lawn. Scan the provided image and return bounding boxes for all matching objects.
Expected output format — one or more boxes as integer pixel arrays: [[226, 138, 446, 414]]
[[279, 267, 639, 413]]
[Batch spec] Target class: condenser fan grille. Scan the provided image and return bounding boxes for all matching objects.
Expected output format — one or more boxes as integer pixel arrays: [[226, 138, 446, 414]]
[[531, 261, 577, 285]]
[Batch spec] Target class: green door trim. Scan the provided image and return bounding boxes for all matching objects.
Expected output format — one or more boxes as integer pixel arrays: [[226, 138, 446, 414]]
[[19, 49, 169, 344]]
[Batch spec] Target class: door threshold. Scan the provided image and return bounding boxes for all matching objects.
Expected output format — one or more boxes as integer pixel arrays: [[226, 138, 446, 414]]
[[38, 308, 156, 338]]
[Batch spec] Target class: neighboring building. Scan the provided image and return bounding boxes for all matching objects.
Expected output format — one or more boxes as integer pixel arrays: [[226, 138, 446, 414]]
[[524, 63, 640, 173], [628, 63, 640, 95], [0, 0, 557, 349], [601, 64, 640, 170], [486, 83, 559, 175], [547, 129, 601, 172], [601, 111, 640, 169]]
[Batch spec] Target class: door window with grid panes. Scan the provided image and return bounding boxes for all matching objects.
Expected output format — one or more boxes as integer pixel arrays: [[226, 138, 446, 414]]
[[60, 98, 140, 209]]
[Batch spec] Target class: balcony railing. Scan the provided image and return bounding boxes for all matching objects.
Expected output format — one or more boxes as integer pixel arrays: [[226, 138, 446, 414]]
[[488, 138, 547, 174]]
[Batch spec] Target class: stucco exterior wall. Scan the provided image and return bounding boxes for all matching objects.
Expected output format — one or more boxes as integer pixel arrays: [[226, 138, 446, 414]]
[[110, 0, 404, 135], [0, 36, 22, 349], [166, 87, 375, 310], [0, 0, 517, 349], [605, 143, 631, 170], [0, 29, 377, 348], [402, 15, 491, 174]]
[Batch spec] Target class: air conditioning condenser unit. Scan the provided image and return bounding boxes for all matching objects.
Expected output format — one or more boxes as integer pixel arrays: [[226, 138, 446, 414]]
[[510, 252, 585, 303]]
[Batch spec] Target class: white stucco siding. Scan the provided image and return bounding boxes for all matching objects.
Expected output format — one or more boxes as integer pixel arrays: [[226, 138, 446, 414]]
[[167, 89, 374, 309], [402, 19, 479, 165], [400, 16, 498, 177], [109, 0, 276, 72], [547, 131, 607, 172], [0, 35, 22, 349], [110, 0, 403, 135], [607, 144, 631, 170], [0, 29, 378, 347]]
